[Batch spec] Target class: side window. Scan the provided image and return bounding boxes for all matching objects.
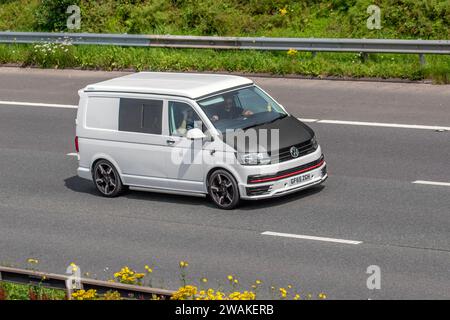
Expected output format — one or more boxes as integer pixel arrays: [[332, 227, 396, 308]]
[[168, 101, 204, 137], [119, 98, 163, 135], [86, 97, 119, 130]]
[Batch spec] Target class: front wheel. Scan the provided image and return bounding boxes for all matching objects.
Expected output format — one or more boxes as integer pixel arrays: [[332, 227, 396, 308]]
[[207, 170, 240, 210], [92, 160, 125, 197]]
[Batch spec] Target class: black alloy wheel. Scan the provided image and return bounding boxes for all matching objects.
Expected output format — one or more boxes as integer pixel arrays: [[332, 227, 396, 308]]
[[92, 160, 124, 197], [208, 170, 240, 209]]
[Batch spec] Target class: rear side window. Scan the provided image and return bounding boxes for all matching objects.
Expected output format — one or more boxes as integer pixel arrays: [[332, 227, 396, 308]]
[[119, 98, 163, 134], [85, 97, 119, 130]]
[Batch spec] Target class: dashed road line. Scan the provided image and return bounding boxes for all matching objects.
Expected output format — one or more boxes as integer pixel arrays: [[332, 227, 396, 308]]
[[412, 180, 450, 187], [262, 231, 362, 245], [0, 100, 77, 109], [300, 118, 450, 131]]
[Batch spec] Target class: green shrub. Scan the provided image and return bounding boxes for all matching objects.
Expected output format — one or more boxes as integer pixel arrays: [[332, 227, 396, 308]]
[[34, 0, 81, 31]]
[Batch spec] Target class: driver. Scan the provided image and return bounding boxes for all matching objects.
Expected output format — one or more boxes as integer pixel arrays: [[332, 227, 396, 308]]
[[210, 95, 253, 122]]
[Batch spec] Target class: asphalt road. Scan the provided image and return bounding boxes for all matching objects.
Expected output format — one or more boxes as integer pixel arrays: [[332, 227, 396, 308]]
[[0, 68, 449, 299]]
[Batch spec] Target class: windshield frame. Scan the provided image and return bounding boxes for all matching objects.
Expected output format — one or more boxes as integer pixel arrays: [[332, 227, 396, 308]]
[[196, 85, 289, 134]]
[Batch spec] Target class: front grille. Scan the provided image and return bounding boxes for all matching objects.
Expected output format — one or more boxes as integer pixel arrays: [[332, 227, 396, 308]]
[[270, 139, 317, 163], [246, 185, 272, 196], [248, 155, 325, 184]]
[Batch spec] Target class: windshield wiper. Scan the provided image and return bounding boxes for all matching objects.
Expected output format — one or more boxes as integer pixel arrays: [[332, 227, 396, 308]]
[[267, 113, 288, 124], [241, 123, 260, 130]]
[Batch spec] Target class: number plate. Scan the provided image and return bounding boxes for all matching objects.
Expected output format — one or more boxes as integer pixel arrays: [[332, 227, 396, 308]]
[[289, 173, 313, 186]]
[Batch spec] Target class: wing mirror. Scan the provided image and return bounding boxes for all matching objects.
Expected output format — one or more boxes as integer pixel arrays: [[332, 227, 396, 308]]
[[186, 128, 206, 140]]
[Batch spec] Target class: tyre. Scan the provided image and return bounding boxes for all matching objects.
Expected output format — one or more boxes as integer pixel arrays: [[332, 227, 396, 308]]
[[207, 169, 240, 210], [92, 160, 125, 197]]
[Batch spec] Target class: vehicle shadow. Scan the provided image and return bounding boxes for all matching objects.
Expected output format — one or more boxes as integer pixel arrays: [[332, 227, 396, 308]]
[[64, 176, 325, 211], [63, 175, 215, 208], [239, 185, 325, 211], [64, 176, 98, 196]]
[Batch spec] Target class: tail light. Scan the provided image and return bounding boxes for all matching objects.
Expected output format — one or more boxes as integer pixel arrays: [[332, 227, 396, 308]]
[[75, 136, 79, 153]]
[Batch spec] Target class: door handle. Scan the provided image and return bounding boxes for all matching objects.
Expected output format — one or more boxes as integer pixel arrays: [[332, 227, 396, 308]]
[[166, 139, 175, 145]]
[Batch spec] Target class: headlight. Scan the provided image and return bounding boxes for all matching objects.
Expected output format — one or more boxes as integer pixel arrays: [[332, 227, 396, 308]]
[[238, 152, 271, 165], [311, 136, 318, 149]]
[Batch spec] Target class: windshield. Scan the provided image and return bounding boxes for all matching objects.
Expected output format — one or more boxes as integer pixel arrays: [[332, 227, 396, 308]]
[[197, 86, 287, 133]]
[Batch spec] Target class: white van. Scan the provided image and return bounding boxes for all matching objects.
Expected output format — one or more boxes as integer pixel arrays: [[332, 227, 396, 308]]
[[75, 72, 327, 209]]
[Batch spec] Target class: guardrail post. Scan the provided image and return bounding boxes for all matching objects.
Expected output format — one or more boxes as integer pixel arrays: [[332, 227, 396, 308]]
[[311, 51, 317, 58], [419, 54, 426, 66], [361, 52, 369, 63]]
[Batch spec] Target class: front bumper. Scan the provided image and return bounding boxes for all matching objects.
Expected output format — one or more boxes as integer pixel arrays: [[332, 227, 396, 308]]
[[240, 161, 327, 200]]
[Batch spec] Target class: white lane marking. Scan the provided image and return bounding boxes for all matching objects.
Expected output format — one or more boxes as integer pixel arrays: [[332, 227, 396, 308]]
[[0, 101, 77, 109], [67, 153, 78, 157], [315, 119, 450, 131], [0, 101, 448, 131], [262, 231, 362, 245], [412, 180, 450, 187], [298, 118, 318, 123]]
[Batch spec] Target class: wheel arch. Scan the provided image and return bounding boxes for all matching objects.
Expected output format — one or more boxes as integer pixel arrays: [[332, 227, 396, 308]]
[[90, 154, 124, 179], [205, 166, 242, 192]]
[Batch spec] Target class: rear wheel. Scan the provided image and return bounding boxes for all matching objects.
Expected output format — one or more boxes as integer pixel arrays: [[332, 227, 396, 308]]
[[208, 170, 240, 210], [92, 160, 124, 197]]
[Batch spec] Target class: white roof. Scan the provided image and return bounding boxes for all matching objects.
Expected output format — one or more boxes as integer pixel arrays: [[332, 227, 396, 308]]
[[84, 72, 253, 99]]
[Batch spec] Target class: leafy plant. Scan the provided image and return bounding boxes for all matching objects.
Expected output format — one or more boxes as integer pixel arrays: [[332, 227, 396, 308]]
[[34, 0, 81, 31]]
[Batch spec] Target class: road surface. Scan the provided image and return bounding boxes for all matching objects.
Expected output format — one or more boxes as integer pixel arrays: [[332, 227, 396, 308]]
[[0, 68, 449, 299]]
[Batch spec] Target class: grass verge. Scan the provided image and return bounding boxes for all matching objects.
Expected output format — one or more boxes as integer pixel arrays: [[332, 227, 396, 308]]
[[0, 43, 449, 83], [0, 281, 66, 300]]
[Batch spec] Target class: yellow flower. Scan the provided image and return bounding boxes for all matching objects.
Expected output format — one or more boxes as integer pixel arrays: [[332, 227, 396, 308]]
[[179, 261, 188, 268], [145, 265, 153, 273], [201, 278, 208, 283], [233, 279, 239, 284], [279, 7, 287, 16], [103, 290, 122, 300], [287, 48, 298, 56], [227, 275, 233, 282], [255, 280, 262, 285], [113, 266, 145, 285], [171, 285, 198, 300], [27, 258, 39, 264], [72, 289, 98, 300], [279, 288, 287, 298], [294, 294, 301, 300], [319, 293, 327, 299], [287, 284, 292, 289]]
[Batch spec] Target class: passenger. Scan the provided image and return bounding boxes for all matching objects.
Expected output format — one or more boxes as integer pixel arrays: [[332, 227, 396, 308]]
[[177, 108, 196, 136]]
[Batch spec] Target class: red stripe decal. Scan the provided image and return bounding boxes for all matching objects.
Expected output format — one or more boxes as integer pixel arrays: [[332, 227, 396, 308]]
[[249, 160, 325, 184]]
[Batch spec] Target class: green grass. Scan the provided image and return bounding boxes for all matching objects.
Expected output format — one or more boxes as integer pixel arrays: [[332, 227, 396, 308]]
[[0, 43, 449, 83], [0, 281, 66, 300], [0, 1, 449, 81], [1, 0, 448, 39]]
